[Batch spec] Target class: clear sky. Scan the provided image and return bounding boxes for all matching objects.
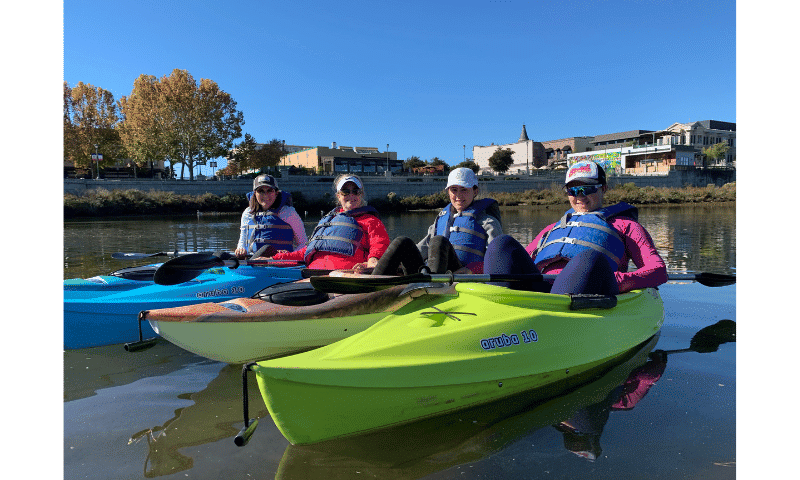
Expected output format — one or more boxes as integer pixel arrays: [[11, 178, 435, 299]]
[[62, 0, 736, 173]]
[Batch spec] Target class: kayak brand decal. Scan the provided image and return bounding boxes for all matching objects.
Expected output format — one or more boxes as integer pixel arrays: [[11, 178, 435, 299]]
[[195, 285, 245, 298], [480, 329, 538, 350]]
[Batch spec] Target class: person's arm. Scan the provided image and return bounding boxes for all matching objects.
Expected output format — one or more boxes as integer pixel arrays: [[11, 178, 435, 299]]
[[280, 207, 308, 250], [271, 246, 306, 261], [416, 221, 438, 261], [480, 213, 503, 246], [235, 210, 251, 258], [613, 219, 668, 292], [352, 215, 391, 271], [524, 223, 556, 257]]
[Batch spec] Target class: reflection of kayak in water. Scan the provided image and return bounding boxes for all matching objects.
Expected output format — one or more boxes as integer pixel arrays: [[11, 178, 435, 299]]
[[275, 334, 660, 480], [127, 362, 271, 478], [63, 339, 198, 402], [250, 285, 664, 445]]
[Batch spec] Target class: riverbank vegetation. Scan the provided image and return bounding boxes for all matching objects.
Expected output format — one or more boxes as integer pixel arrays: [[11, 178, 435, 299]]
[[64, 182, 735, 218]]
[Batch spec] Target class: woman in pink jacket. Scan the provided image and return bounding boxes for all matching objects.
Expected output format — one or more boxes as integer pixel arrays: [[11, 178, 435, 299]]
[[484, 161, 667, 295]]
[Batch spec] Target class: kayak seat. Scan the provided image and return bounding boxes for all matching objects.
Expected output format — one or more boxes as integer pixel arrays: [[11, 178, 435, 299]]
[[254, 282, 331, 306], [568, 294, 618, 310], [110, 265, 159, 282]]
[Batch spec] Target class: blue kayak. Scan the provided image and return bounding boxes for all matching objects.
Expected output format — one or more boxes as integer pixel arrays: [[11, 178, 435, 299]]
[[64, 264, 305, 349]]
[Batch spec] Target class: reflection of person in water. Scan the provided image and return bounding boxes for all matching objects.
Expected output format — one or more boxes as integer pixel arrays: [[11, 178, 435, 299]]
[[555, 351, 668, 461]]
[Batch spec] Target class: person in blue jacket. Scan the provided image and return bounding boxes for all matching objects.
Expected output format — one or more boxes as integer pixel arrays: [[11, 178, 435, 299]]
[[373, 167, 503, 275], [234, 174, 308, 259]]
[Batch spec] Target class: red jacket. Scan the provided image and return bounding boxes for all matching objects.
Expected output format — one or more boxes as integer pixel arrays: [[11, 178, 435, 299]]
[[272, 209, 390, 270]]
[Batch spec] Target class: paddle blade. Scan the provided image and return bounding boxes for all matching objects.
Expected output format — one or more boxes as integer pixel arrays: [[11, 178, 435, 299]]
[[667, 272, 736, 287], [153, 253, 224, 285], [694, 272, 736, 287], [689, 319, 736, 353]]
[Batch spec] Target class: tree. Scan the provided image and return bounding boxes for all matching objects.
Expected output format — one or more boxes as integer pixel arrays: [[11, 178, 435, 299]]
[[428, 157, 450, 173], [702, 142, 730, 167], [63, 82, 124, 175], [454, 160, 480, 173], [488, 148, 515, 174], [232, 135, 286, 172], [117, 75, 170, 177], [403, 156, 425, 171], [119, 69, 244, 180]]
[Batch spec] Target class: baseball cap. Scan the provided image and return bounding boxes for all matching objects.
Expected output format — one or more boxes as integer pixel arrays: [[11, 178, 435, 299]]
[[565, 161, 606, 186], [446, 167, 478, 189], [335, 175, 363, 192], [253, 174, 279, 191]]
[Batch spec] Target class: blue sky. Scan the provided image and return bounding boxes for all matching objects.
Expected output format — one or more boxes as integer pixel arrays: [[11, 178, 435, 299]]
[[62, 0, 736, 174]]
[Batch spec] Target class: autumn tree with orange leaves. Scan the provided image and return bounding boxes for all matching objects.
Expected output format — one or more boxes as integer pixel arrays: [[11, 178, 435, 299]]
[[118, 69, 244, 180], [63, 82, 125, 175]]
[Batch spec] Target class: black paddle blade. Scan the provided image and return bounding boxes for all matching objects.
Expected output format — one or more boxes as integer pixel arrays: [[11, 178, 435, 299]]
[[153, 252, 224, 285], [689, 319, 736, 353], [693, 272, 736, 287]]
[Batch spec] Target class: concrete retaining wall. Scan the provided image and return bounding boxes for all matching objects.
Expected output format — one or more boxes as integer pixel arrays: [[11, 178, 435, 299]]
[[64, 169, 735, 202]]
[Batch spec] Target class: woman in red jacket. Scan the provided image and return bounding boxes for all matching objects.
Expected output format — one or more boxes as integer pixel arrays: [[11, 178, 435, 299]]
[[267, 174, 390, 271]]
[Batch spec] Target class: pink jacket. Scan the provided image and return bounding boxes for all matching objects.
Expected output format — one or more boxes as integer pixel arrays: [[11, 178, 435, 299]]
[[526, 216, 668, 293]]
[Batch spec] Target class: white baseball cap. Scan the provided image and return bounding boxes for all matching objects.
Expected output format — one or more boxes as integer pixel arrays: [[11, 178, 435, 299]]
[[335, 175, 363, 192], [446, 167, 478, 189]]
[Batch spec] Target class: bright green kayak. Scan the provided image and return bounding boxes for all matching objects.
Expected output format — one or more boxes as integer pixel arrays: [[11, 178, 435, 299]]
[[251, 283, 665, 445]]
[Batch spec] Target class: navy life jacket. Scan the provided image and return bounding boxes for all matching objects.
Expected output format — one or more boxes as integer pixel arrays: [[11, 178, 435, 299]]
[[304, 206, 380, 264], [533, 202, 638, 271], [248, 191, 295, 254], [434, 198, 499, 268]]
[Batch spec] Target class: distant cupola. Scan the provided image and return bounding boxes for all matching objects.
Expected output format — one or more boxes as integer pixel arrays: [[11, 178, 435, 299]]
[[519, 124, 529, 142]]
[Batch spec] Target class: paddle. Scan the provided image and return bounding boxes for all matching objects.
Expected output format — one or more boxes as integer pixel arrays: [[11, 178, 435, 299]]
[[309, 271, 737, 294], [111, 250, 196, 260], [653, 319, 736, 356], [153, 252, 326, 286]]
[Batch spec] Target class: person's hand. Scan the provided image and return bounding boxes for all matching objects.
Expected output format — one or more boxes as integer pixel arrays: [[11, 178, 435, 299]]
[[234, 247, 247, 259], [352, 262, 370, 273]]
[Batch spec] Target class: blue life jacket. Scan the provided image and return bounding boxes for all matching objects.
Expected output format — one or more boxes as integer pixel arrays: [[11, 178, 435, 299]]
[[248, 191, 295, 254], [304, 206, 380, 264], [434, 198, 499, 268], [533, 202, 638, 271]]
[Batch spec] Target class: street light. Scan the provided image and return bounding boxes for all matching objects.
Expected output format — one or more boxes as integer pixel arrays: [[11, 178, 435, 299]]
[[386, 143, 389, 175], [463, 145, 465, 163]]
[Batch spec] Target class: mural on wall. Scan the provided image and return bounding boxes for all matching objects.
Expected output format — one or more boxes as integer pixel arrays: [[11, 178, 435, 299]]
[[568, 151, 622, 175]]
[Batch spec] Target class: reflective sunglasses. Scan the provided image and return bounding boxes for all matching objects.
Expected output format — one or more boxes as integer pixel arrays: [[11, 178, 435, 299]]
[[339, 188, 362, 196], [565, 184, 601, 197], [256, 187, 276, 194]]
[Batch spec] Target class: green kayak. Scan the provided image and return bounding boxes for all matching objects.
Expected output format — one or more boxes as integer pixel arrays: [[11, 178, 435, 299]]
[[249, 283, 664, 445]]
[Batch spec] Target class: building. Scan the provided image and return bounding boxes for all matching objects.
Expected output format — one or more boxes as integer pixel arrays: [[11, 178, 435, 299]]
[[475, 120, 735, 176], [280, 142, 402, 175], [568, 120, 736, 175], [472, 125, 547, 175]]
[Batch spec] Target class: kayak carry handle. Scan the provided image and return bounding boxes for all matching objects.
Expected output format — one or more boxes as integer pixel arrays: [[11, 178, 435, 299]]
[[234, 362, 259, 447], [568, 294, 618, 310], [123, 311, 158, 352]]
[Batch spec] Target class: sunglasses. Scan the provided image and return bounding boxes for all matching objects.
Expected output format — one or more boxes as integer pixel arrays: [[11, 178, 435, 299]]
[[565, 184, 601, 197], [339, 188, 362, 196], [256, 187, 276, 194]]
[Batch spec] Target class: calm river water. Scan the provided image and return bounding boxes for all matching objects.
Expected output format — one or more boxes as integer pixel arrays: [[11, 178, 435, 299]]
[[63, 205, 736, 479]]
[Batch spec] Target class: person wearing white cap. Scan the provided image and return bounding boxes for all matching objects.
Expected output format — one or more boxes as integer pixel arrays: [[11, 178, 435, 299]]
[[483, 161, 667, 294], [373, 167, 503, 275], [269, 174, 390, 271], [234, 174, 308, 259]]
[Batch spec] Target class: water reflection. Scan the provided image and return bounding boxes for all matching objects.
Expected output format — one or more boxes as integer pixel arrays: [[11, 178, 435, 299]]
[[126, 363, 271, 478], [63, 338, 199, 402]]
